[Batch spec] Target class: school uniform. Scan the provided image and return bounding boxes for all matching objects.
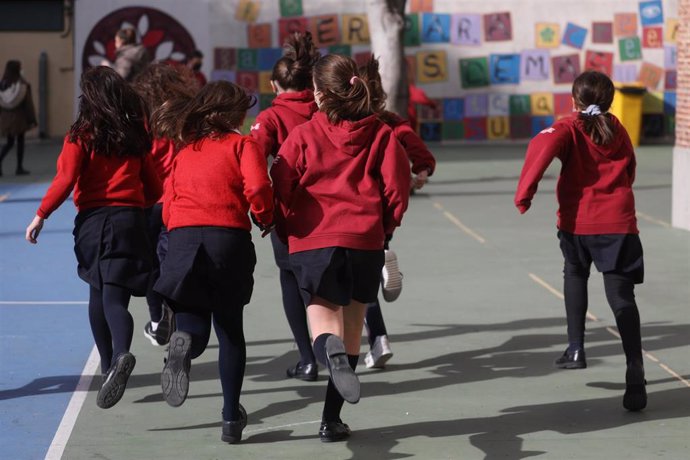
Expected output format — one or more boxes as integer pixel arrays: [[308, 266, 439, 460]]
[[271, 111, 411, 306], [384, 112, 436, 176], [37, 136, 162, 294]]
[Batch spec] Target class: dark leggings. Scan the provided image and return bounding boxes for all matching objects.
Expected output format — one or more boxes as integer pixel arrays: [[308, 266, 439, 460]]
[[145, 205, 167, 322], [279, 267, 316, 365], [364, 298, 388, 347], [563, 263, 642, 365], [175, 306, 246, 422], [88, 283, 134, 374], [0, 134, 25, 171]]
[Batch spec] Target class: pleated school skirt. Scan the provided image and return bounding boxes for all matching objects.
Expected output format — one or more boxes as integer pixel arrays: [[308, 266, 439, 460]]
[[73, 206, 153, 295], [154, 226, 256, 312]]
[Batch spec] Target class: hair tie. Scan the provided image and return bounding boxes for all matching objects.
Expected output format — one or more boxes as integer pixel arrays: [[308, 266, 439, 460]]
[[581, 104, 602, 116], [349, 75, 358, 85]]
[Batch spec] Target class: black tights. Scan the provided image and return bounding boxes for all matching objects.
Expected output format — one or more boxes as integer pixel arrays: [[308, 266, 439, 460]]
[[563, 264, 642, 365], [0, 134, 25, 172], [279, 268, 315, 365], [88, 284, 133, 374], [175, 306, 246, 422]]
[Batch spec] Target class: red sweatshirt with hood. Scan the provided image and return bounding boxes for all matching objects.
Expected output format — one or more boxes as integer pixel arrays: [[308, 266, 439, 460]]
[[271, 111, 411, 253], [250, 90, 317, 158], [514, 114, 638, 235], [383, 112, 436, 175]]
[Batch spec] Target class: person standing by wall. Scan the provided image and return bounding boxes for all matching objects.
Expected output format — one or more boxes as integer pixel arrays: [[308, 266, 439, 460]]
[[102, 27, 151, 82], [0, 60, 36, 176]]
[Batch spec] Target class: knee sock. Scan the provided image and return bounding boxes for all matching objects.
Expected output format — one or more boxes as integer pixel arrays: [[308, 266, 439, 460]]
[[312, 333, 333, 368], [322, 355, 359, 422], [280, 269, 315, 365], [563, 262, 589, 351], [604, 273, 643, 367], [364, 299, 387, 347], [214, 307, 246, 422]]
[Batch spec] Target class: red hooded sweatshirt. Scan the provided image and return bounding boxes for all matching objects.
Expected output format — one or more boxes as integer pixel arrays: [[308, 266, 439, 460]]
[[250, 90, 317, 158], [270, 111, 410, 253], [151, 137, 176, 204], [163, 133, 273, 232], [37, 136, 162, 219], [514, 114, 638, 235], [383, 112, 436, 175]]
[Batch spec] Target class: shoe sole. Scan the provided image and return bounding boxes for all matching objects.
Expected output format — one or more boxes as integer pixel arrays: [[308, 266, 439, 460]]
[[286, 368, 318, 381], [326, 335, 360, 404], [554, 361, 587, 369], [162, 332, 191, 407], [155, 304, 175, 346], [381, 250, 402, 302], [97, 353, 136, 409]]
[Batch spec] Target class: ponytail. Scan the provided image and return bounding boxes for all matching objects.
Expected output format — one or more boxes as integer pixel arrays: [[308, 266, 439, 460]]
[[578, 111, 615, 145], [271, 32, 320, 91], [572, 71, 616, 146]]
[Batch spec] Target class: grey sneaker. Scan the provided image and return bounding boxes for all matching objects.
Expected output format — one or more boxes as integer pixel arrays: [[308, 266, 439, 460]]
[[365, 335, 393, 369], [381, 250, 402, 302]]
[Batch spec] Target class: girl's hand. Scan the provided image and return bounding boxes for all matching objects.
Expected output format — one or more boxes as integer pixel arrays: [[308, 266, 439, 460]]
[[26, 215, 45, 244], [413, 170, 429, 190]]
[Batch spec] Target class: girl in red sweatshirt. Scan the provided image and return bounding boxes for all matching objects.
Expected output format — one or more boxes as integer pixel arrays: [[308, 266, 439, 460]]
[[250, 32, 321, 383], [133, 63, 199, 348], [271, 54, 411, 442], [514, 71, 646, 411], [25, 66, 162, 409], [152, 81, 273, 444]]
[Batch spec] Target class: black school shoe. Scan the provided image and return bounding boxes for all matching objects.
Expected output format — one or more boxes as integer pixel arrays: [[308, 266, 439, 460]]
[[221, 404, 248, 444], [319, 419, 351, 442], [325, 335, 360, 404], [286, 362, 318, 381], [97, 352, 136, 409], [161, 331, 192, 407], [554, 348, 587, 369], [623, 363, 647, 411]]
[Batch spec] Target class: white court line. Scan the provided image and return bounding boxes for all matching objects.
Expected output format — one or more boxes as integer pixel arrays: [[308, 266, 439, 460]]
[[528, 272, 690, 388], [636, 211, 672, 228], [433, 202, 486, 244], [243, 419, 321, 435], [0, 301, 88, 305], [44, 346, 100, 460]]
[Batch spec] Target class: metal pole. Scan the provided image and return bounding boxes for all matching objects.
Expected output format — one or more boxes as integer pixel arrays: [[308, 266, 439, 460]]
[[38, 51, 48, 139]]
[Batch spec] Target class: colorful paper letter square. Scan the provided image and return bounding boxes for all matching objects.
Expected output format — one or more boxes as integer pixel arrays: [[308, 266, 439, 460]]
[[664, 92, 676, 113], [464, 94, 488, 117], [258, 71, 272, 93], [510, 116, 531, 139], [614, 13, 637, 37], [592, 22, 613, 43], [639, 62, 664, 89], [665, 19, 678, 43], [553, 93, 572, 117], [536, 23, 560, 48], [460, 57, 489, 88], [310, 15, 340, 46], [417, 51, 447, 83], [422, 13, 451, 43], [584, 50, 613, 75], [619, 37, 642, 61], [484, 12, 512, 41], [341, 15, 370, 45], [258, 48, 282, 71], [404, 14, 421, 47], [237, 71, 259, 92], [639, 1, 663, 26], [490, 54, 520, 84], [237, 49, 258, 70], [419, 122, 442, 142], [278, 17, 309, 46], [488, 94, 510, 116], [665, 70, 677, 89], [451, 14, 481, 46], [442, 121, 464, 140], [552, 54, 581, 84], [214, 48, 236, 70], [464, 117, 488, 140], [259, 93, 276, 110], [210, 70, 235, 82], [613, 64, 639, 83], [280, 0, 302, 18], [236, 0, 261, 23], [488, 116, 510, 139], [328, 44, 351, 56], [531, 93, 554, 116], [531, 116, 555, 137], [664, 45, 677, 69], [642, 27, 663, 48], [562, 23, 587, 49], [443, 98, 464, 120], [248, 24, 272, 48], [521, 50, 550, 81], [510, 95, 531, 116], [410, 0, 433, 13]]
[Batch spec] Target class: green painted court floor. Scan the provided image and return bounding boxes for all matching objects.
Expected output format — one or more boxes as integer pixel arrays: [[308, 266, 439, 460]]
[[7, 140, 690, 459]]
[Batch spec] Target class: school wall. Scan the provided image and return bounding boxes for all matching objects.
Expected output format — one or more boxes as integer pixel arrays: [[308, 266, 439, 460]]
[[74, 0, 678, 144], [0, 29, 74, 138], [672, 0, 688, 230]]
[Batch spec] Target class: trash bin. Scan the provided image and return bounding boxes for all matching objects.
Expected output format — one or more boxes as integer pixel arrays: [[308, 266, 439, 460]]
[[610, 83, 647, 147]]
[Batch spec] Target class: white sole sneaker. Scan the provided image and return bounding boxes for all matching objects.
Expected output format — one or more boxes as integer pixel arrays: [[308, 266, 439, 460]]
[[381, 250, 402, 302], [365, 335, 393, 369]]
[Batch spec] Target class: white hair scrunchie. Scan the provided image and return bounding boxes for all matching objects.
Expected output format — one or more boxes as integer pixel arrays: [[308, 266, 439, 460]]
[[582, 104, 602, 116]]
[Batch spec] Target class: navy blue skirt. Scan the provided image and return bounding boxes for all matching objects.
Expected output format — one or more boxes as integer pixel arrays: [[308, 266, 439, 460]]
[[270, 231, 290, 270], [558, 231, 644, 283], [289, 247, 384, 306], [73, 206, 153, 295], [154, 226, 256, 312]]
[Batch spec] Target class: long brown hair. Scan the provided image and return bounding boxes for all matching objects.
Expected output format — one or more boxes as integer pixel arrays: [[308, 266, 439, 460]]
[[357, 55, 402, 125], [0, 60, 21, 89], [173, 81, 256, 149], [132, 62, 198, 139], [313, 54, 384, 123], [572, 71, 616, 145], [69, 66, 151, 157], [271, 32, 320, 91]]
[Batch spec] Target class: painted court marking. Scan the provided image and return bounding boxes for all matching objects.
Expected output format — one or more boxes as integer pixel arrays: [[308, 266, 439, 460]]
[[528, 272, 690, 389], [0, 301, 88, 305], [636, 211, 672, 228], [433, 202, 486, 244]]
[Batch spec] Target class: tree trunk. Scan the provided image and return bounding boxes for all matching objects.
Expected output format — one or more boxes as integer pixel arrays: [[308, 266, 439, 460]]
[[366, 0, 408, 117]]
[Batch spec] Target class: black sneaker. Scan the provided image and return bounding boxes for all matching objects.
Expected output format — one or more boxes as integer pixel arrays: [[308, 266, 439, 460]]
[[623, 363, 647, 411], [221, 404, 248, 444], [161, 331, 192, 407], [319, 419, 351, 442], [144, 303, 175, 346], [554, 348, 587, 369], [325, 335, 360, 404], [97, 352, 136, 409]]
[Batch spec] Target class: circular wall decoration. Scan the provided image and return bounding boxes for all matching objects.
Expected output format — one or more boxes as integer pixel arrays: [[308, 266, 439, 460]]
[[82, 7, 196, 71]]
